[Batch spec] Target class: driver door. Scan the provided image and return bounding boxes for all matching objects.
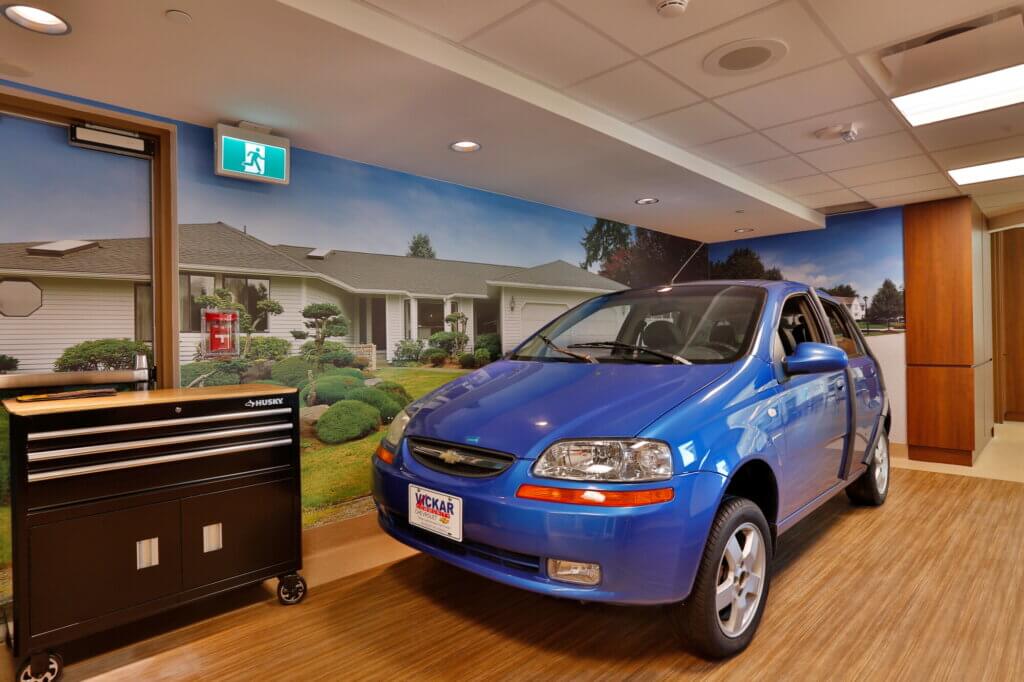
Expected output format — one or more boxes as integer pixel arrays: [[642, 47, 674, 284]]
[[774, 294, 849, 519]]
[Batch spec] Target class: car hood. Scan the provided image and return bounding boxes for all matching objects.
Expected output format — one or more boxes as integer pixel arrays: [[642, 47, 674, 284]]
[[405, 359, 729, 458]]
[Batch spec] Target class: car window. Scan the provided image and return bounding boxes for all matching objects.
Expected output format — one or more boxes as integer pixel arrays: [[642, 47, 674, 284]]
[[513, 284, 765, 364], [776, 295, 825, 356], [822, 301, 865, 358]]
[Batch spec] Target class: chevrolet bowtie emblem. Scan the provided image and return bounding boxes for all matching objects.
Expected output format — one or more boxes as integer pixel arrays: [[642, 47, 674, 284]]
[[439, 449, 464, 464]]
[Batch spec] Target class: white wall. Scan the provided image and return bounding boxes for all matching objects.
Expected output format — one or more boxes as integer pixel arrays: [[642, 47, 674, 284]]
[[865, 333, 906, 444], [0, 277, 137, 372], [499, 287, 597, 352]]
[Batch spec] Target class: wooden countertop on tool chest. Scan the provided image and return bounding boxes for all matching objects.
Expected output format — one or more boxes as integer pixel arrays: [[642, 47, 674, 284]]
[[2, 384, 297, 417]]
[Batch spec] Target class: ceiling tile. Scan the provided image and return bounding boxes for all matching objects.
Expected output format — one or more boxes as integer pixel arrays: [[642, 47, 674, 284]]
[[694, 133, 789, 166], [761, 101, 901, 153], [797, 188, 864, 209], [871, 188, 963, 209], [809, 0, 1017, 53], [931, 135, 1024, 170], [775, 174, 843, 196], [978, 193, 1024, 213], [638, 102, 750, 147], [365, 0, 531, 42], [828, 155, 939, 187], [853, 172, 953, 200], [714, 61, 876, 129], [554, 0, 777, 55], [649, 1, 841, 98], [913, 103, 1024, 152], [800, 131, 921, 172], [740, 155, 819, 183], [567, 60, 700, 122], [465, 2, 632, 88]]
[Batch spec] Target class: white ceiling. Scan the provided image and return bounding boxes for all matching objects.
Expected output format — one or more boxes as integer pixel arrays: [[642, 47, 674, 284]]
[[3, 0, 1024, 244]]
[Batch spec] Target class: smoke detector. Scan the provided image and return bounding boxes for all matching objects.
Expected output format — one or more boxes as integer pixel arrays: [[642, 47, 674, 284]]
[[814, 123, 859, 143], [655, 0, 689, 19]]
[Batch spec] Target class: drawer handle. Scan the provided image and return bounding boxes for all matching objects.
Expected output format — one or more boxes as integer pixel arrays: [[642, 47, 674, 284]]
[[203, 523, 223, 553], [27, 407, 293, 441], [28, 423, 292, 462], [28, 438, 292, 482], [136, 537, 160, 570]]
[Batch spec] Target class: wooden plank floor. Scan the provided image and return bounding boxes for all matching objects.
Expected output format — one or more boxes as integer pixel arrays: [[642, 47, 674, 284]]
[[8, 468, 1024, 681]]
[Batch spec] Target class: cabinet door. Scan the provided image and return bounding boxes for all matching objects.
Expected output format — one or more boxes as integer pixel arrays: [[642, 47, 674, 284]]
[[181, 479, 297, 590], [29, 500, 182, 635]]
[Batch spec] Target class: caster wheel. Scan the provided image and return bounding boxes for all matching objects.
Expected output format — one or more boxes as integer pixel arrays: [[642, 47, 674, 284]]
[[277, 574, 307, 605], [18, 653, 63, 682]]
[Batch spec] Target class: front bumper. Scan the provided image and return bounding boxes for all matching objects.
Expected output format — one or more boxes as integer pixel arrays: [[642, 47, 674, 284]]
[[372, 441, 725, 605]]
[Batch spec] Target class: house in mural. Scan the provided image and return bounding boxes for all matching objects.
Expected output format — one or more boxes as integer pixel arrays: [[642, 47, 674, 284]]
[[832, 295, 866, 321], [0, 222, 624, 372]]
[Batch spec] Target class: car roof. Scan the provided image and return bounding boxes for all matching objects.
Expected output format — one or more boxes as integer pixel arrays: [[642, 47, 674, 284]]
[[616, 279, 816, 298]]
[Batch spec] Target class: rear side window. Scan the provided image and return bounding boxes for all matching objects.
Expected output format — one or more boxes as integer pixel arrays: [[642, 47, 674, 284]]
[[822, 301, 865, 358], [776, 295, 825, 356]]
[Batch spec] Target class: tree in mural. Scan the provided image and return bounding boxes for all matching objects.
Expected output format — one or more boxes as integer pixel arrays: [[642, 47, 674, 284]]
[[407, 233, 437, 258], [291, 303, 350, 372], [580, 218, 632, 270], [580, 219, 706, 288], [710, 248, 784, 281], [825, 283, 858, 297], [195, 287, 283, 358], [867, 279, 904, 329]]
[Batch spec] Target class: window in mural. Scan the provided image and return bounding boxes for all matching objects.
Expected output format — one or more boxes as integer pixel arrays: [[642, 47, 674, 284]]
[[0, 112, 153, 607]]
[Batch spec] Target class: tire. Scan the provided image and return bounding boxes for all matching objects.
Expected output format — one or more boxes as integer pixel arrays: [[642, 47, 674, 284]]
[[846, 429, 889, 506], [672, 497, 772, 659]]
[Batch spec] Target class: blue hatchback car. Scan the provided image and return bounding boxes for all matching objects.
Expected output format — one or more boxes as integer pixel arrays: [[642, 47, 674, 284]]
[[374, 280, 890, 658]]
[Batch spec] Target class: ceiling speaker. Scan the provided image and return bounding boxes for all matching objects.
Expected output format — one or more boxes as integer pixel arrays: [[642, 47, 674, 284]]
[[656, 0, 689, 19]]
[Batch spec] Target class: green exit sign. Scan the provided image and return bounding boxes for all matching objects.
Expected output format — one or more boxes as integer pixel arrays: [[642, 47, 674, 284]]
[[215, 123, 290, 184]]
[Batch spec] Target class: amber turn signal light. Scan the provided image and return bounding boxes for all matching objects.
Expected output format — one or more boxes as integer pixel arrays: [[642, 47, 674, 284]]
[[375, 444, 396, 465], [516, 484, 673, 507]]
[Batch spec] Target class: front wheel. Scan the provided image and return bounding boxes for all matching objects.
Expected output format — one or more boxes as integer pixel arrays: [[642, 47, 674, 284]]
[[846, 429, 889, 506], [671, 497, 772, 659]]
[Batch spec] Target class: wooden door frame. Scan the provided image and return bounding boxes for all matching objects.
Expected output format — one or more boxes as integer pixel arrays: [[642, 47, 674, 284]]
[[992, 229, 1005, 423], [0, 85, 180, 388]]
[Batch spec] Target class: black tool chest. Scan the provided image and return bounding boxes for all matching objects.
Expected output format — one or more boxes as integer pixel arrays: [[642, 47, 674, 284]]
[[2, 385, 305, 678]]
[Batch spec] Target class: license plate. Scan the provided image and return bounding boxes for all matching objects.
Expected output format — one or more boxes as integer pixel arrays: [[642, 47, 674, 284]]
[[408, 485, 463, 542]]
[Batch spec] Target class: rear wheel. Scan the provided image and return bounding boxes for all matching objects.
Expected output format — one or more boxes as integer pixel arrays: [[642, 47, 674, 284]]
[[672, 497, 772, 659], [846, 429, 889, 506]]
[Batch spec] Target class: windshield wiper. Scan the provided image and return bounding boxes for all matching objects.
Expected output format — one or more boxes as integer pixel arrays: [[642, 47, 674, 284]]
[[568, 341, 692, 365], [538, 334, 598, 363]]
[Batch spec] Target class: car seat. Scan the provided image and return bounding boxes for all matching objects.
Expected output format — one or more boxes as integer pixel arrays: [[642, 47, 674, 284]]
[[641, 320, 683, 354]]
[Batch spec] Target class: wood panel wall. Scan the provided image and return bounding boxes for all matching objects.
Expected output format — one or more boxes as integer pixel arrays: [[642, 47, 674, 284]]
[[904, 197, 993, 465]]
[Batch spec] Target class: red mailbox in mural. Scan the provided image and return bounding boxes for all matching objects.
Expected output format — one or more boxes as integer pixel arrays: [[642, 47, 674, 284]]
[[201, 309, 240, 357]]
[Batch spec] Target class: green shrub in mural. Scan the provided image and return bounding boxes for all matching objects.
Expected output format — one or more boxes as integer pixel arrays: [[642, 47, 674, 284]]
[[300, 340, 355, 368], [180, 360, 246, 387], [316, 400, 381, 444], [54, 339, 152, 371], [245, 336, 291, 361], [302, 374, 363, 406], [458, 352, 477, 369], [392, 338, 424, 364], [271, 356, 314, 387], [419, 347, 447, 366], [474, 348, 491, 366], [375, 381, 412, 407], [0, 355, 18, 374], [325, 367, 366, 381], [291, 302, 349, 372], [345, 387, 401, 423], [475, 333, 501, 360]]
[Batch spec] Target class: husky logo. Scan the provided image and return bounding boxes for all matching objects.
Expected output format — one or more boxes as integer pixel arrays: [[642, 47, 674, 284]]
[[245, 397, 285, 408]]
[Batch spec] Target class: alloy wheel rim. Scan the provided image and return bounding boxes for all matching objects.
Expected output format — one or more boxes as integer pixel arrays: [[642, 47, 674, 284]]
[[715, 522, 767, 638], [874, 438, 889, 494]]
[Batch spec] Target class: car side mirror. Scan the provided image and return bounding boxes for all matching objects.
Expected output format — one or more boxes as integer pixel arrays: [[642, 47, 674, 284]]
[[783, 342, 848, 375]]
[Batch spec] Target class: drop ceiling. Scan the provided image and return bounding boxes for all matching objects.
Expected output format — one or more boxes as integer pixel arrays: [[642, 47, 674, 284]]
[[3, 0, 1024, 243]]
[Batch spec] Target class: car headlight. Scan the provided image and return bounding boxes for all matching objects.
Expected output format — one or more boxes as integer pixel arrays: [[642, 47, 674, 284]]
[[532, 439, 673, 482], [384, 409, 412, 448]]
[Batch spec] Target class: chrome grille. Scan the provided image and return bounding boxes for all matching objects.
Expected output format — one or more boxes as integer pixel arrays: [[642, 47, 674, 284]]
[[408, 440, 515, 478]]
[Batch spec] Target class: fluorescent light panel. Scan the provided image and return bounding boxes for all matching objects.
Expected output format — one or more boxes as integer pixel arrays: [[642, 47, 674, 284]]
[[892, 63, 1024, 126], [949, 156, 1024, 185]]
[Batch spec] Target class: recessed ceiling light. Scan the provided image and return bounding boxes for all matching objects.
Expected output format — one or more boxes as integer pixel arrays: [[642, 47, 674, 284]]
[[164, 9, 192, 24], [948, 156, 1024, 185], [3, 5, 70, 34], [734, 228, 754, 234], [892, 63, 1024, 127], [635, 197, 659, 205], [449, 140, 481, 153]]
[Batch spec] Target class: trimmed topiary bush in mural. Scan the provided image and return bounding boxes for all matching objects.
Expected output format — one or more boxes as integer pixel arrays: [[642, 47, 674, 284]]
[[54, 339, 152, 372], [245, 336, 291, 361], [345, 387, 401, 423], [476, 333, 501, 360], [180, 360, 247, 387], [419, 347, 447, 366], [324, 367, 365, 381], [474, 348, 491, 366], [457, 352, 477, 369], [302, 374, 363, 406], [375, 380, 413, 408], [316, 400, 381, 444], [271, 356, 314, 387]]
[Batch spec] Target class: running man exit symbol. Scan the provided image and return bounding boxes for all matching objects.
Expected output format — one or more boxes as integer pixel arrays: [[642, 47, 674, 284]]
[[243, 142, 266, 175]]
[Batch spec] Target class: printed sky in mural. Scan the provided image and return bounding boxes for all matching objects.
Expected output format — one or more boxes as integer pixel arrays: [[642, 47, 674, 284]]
[[177, 123, 594, 268], [0, 114, 151, 241], [708, 207, 904, 300]]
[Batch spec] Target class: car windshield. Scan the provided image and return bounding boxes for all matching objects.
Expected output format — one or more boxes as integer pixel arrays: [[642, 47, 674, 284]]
[[512, 284, 765, 365]]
